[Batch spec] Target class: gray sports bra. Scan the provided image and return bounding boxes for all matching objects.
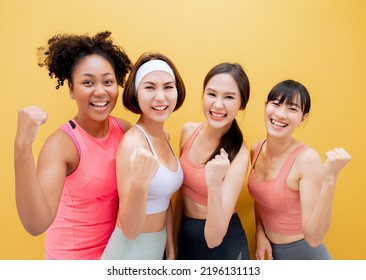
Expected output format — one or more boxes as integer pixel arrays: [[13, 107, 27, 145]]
[[135, 124, 183, 214]]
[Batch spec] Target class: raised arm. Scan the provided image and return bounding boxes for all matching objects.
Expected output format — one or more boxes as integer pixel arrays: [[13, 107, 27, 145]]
[[116, 134, 159, 239], [204, 145, 249, 248], [14, 106, 70, 235], [299, 147, 351, 247]]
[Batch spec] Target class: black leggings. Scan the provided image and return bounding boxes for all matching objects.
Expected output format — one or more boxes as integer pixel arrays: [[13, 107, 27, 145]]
[[177, 213, 250, 260]]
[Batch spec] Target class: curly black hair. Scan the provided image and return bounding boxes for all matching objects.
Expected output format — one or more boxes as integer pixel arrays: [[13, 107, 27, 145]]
[[37, 31, 133, 89]]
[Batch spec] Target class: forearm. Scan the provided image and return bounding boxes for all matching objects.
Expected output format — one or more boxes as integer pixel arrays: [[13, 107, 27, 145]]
[[303, 177, 336, 246], [119, 187, 148, 239], [204, 188, 227, 248], [14, 142, 51, 235]]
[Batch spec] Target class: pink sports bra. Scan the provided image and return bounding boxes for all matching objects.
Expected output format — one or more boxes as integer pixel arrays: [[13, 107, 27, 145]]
[[179, 122, 208, 206], [248, 140, 307, 235]]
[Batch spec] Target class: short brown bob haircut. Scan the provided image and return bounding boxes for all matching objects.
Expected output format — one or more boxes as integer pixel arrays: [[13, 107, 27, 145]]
[[123, 52, 186, 114]]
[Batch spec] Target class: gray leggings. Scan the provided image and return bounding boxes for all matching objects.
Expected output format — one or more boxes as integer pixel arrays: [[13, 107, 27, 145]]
[[271, 239, 332, 260], [101, 226, 166, 260]]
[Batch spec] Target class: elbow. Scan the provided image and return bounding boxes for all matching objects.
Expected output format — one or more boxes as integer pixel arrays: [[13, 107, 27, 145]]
[[304, 235, 323, 248], [23, 223, 45, 236], [122, 229, 138, 240], [205, 235, 224, 249], [120, 220, 139, 240]]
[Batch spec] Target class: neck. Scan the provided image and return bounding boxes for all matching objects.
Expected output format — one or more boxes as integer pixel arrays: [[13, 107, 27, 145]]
[[74, 115, 109, 138], [265, 136, 295, 158], [137, 117, 165, 138]]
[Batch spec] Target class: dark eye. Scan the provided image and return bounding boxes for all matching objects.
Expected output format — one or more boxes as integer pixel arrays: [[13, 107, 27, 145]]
[[206, 92, 216, 97], [105, 80, 114, 85], [83, 80, 93, 86]]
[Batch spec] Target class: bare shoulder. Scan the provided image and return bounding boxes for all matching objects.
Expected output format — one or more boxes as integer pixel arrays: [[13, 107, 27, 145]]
[[117, 125, 149, 155], [231, 141, 250, 167], [296, 145, 322, 164], [249, 140, 263, 161], [180, 122, 200, 148], [39, 129, 79, 173], [114, 117, 132, 133], [44, 129, 78, 157], [294, 145, 323, 177]]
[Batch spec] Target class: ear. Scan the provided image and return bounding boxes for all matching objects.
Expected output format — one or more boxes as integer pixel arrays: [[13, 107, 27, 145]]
[[300, 113, 309, 124], [68, 82, 75, 99]]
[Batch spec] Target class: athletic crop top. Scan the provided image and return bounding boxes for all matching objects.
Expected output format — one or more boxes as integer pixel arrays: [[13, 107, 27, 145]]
[[248, 140, 307, 235], [45, 116, 124, 259], [134, 124, 183, 214], [179, 122, 208, 206]]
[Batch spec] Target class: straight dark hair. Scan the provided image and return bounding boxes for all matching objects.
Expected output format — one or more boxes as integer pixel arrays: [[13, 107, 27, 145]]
[[203, 63, 250, 163]]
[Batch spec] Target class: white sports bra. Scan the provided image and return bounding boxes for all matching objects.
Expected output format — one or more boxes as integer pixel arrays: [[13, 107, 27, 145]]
[[135, 124, 183, 214]]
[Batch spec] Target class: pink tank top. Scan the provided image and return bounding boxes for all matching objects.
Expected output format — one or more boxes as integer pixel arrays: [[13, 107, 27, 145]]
[[45, 116, 124, 259], [248, 140, 307, 235], [179, 122, 208, 206]]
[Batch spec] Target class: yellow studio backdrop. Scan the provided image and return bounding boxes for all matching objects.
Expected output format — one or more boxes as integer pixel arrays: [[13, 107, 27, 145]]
[[1, 0, 365, 260]]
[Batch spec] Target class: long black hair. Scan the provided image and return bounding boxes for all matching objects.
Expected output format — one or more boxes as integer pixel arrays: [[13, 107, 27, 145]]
[[203, 63, 250, 163]]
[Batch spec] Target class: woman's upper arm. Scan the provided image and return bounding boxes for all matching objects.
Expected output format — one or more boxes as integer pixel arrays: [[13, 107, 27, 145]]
[[298, 148, 323, 223], [37, 130, 75, 219]]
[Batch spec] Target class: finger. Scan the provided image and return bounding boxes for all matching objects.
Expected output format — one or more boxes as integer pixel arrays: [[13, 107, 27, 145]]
[[220, 148, 228, 158]]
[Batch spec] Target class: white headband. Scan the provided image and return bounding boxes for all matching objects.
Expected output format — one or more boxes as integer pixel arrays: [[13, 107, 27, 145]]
[[134, 60, 175, 91]]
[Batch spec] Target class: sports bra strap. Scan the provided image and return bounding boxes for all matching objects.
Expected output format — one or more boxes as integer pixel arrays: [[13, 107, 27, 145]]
[[276, 144, 307, 182], [251, 140, 266, 169], [134, 124, 157, 156], [182, 122, 206, 151]]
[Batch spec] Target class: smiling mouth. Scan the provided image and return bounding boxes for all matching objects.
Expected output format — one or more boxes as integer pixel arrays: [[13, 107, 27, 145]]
[[91, 101, 108, 108], [210, 111, 227, 119], [271, 119, 287, 127], [152, 105, 168, 111]]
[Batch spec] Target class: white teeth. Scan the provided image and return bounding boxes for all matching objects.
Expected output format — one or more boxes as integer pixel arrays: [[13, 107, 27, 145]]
[[211, 112, 226, 118], [92, 101, 108, 107], [153, 106, 167, 111], [271, 119, 287, 127]]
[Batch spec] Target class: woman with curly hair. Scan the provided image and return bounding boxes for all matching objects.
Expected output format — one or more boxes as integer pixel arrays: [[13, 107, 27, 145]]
[[14, 31, 133, 259]]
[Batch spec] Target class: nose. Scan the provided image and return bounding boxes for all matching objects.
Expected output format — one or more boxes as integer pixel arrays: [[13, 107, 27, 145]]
[[275, 105, 287, 118], [94, 83, 106, 95], [154, 88, 166, 101], [213, 97, 224, 109]]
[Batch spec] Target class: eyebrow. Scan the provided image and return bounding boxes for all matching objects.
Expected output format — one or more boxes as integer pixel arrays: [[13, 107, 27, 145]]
[[273, 98, 301, 108], [81, 72, 113, 77], [142, 80, 175, 85], [288, 101, 301, 108], [205, 88, 237, 95]]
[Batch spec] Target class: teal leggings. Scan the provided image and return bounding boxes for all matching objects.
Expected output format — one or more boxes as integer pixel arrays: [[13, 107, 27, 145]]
[[101, 226, 166, 260]]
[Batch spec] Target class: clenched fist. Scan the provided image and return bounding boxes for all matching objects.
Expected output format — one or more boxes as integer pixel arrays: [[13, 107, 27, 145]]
[[205, 148, 230, 191], [130, 146, 160, 189], [16, 106, 48, 145]]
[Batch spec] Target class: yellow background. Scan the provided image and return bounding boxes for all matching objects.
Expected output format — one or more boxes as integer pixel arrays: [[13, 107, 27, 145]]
[[1, 0, 365, 260]]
